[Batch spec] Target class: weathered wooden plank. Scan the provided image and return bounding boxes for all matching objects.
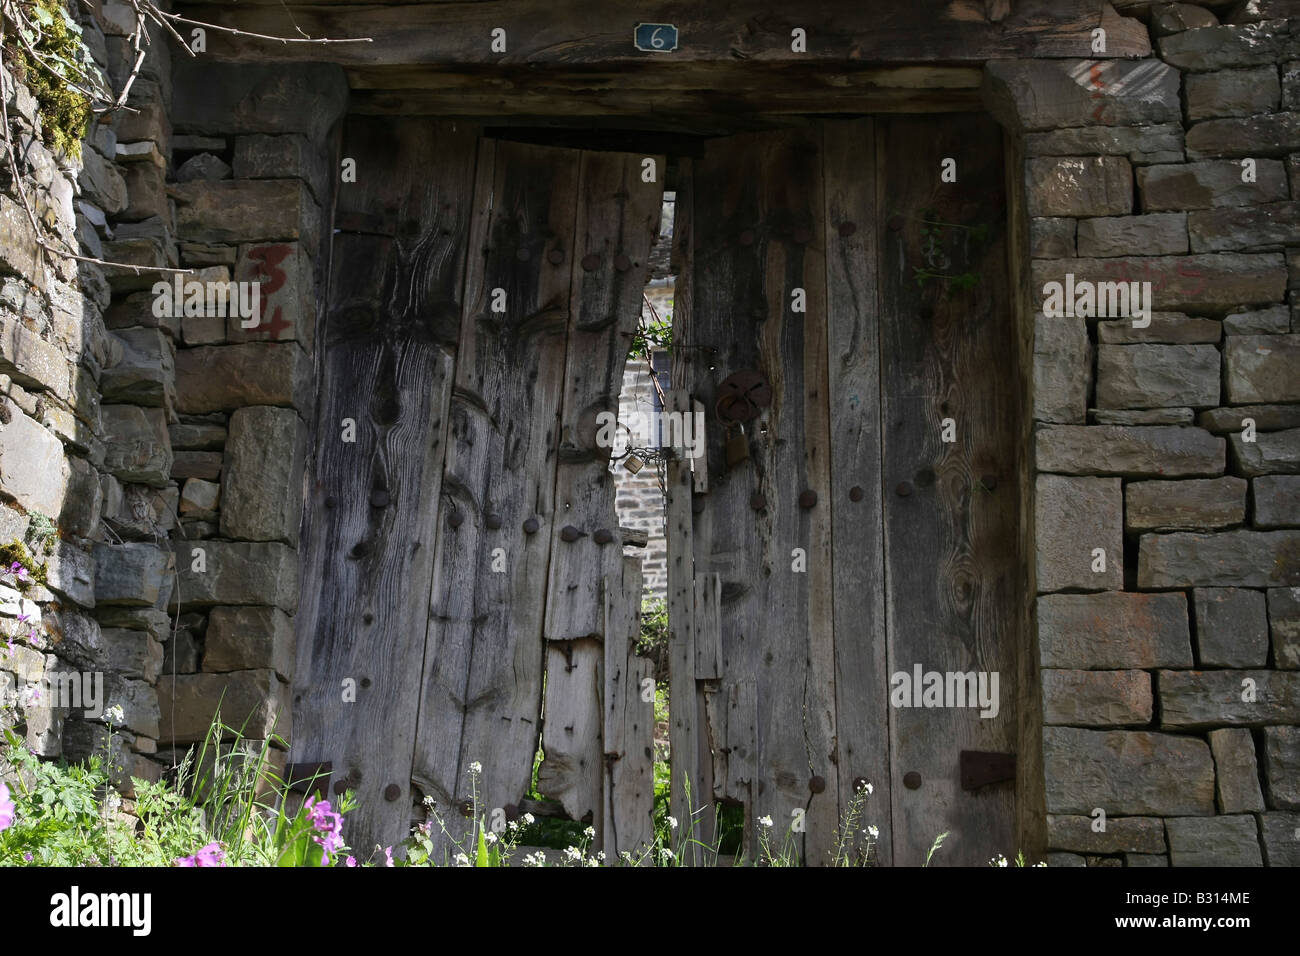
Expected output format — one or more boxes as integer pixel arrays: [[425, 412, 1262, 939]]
[[292, 118, 477, 855], [538, 638, 604, 829], [693, 572, 720, 679], [822, 118, 892, 866], [543, 150, 663, 642], [664, 389, 701, 863], [684, 128, 838, 864], [412, 139, 580, 846], [691, 398, 709, 493], [876, 114, 1021, 866], [603, 557, 655, 861], [179, 0, 1150, 65]]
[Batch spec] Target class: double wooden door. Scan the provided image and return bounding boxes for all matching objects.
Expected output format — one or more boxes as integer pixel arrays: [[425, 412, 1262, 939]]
[[293, 112, 1025, 865]]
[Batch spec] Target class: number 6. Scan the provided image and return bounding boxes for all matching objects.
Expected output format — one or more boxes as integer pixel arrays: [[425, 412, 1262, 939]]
[[651, 26, 665, 48]]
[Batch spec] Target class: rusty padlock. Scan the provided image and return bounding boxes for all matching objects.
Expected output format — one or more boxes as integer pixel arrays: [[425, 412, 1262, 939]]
[[725, 422, 750, 469]]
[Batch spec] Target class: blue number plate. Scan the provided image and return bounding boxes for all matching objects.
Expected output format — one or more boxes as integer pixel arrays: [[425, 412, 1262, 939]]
[[634, 23, 678, 53]]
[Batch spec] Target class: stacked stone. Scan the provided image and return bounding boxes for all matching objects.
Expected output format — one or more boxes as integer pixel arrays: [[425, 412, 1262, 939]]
[[0, 3, 185, 789], [611, 354, 669, 598], [150, 59, 346, 765], [987, 6, 1299, 866]]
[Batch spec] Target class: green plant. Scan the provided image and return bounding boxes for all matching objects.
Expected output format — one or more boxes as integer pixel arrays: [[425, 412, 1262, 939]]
[[1, 0, 105, 158], [904, 208, 988, 298], [635, 597, 669, 659], [25, 511, 56, 555]]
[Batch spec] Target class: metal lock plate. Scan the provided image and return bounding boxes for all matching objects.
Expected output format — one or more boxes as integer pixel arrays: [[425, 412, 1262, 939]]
[[715, 369, 772, 424]]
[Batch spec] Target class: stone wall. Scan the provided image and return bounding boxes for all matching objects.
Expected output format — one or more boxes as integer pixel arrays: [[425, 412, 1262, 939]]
[[612, 352, 668, 599], [986, 7, 1299, 866]]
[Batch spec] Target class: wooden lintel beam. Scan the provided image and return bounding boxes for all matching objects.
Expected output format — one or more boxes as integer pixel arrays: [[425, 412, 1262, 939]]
[[174, 0, 1150, 68]]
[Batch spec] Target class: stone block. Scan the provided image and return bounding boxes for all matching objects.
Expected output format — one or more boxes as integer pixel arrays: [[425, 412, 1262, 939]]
[[1024, 124, 1184, 165], [1199, 403, 1300, 433], [1195, 588, 1270, 666], [1043, 727, 1214, 815], [1096, 312, 1220, 344], [1159, 669, 1300, 728], [1033, 314, 1089, 423], [1259, 812, 1300, 865], [102, 627, 164, 684], [77, 144, 128, 215], [1, 310, 73, 402], [228, 242, 317, 350], [120, 162, 169, 223], [1208, 728, 1265, 812], [1166, 816, 1262, 866], [93, 542, 171, 607], [1186, 112, 1300, 160], [221, 406, 305, 544], [0, 403, 69, 517], [1189, 201, 1300, 252], [1254, 476, 1300, 527], [44, 539, 94, 608], [100, 327, 176, 412], [157, 668, 289, 744], [203, 605, 295, 680], [179, 477, 220, 520], [1029, 253, 1286, 313], [1231, 428, 1300, 476], [172, 180, 318, 250], [1224, 334, 1300, 403], [1125, 476, 1246, 531], [1137, 160, 1288, 210], [1030, 218, 1075, 258], [1262, 725, 1300, 809], [1267, 587, 1300, 669], [1035, 475, 1123, 592], [1158, 20, 1289, 70], [172, 60, 348, 142], [983, 60, 1179, 132], [1151, 2, 1219, 36], [175, 343, 311, 414], [173, 540, 298, 612], [1095, 344, 1219, 408], [1027, 157, 1132, 218], [1036, 425, 1224, 477], [1042, 669, 1151, 726], [1093, 408, 1194, 425], [1046, 814, 1166, 854], [1038, 592, 1193, 669], [168, 417, 226, 451], [1139, 529, 1300, 587], [1185, 66, 1281, 119], [100, 405, 171, 486], [1224, 305, 1290, 334], [1076, 213, 1187, 258], [172, 451, 223, 481]]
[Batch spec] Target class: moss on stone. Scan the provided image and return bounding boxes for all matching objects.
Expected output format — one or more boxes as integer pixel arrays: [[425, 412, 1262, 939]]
[[3, 0, 93, 159], [0, 538, 49, 587]]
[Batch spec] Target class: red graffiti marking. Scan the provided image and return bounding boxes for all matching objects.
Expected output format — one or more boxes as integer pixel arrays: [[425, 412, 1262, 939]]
[[1089, 63, 1111, 124], [1096, 257, 1207, 300], [247, 243, 293, 339]]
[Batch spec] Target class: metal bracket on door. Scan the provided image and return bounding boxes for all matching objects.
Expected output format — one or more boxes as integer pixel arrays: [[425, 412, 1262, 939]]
[[959, 750, 1016, 791]]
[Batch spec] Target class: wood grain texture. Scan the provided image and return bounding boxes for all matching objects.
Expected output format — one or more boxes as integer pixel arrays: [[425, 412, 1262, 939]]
[[664, 389, 702, 863], [538, 638, 604, 827], [544, 150, 663, 642], [179, 0, 1150, 66], [876, 114, 1021, 866], [822, 118, 892, 866], [685, 127, 838, 864], [603, 557, 655, 860], [292, 118, 478, 855], [412, 140, 580, 843]]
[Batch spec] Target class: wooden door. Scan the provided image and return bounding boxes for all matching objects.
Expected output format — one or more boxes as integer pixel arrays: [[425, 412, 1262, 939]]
[[295, 117, 662, 856], [676, 114, 1022, 866]]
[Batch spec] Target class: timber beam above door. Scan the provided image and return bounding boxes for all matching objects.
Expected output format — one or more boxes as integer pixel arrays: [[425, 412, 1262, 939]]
[[177, 0, 1152, 70]]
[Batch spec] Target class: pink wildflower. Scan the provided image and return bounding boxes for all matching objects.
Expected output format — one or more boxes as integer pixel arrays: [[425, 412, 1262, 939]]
[[0, 782, 15, 832]]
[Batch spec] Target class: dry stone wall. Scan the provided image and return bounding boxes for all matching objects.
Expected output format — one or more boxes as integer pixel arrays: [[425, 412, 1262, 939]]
[[987, 6, 1300, 867]]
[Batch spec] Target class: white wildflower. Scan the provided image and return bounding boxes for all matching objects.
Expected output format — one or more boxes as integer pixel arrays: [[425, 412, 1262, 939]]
[[758, 815, 773, 828], [453, 852, 470, 866], [583, 856, 600, 867], [865, 782, 874, 795], [468, 761, 483, 774], [667, 816, 678, 830], [596, 851, 605, 861], [1034, 862, 1048, 868], [563, 846, 582, 862], [522, 812, 535, 825], [583, 825, 595, 839], [523, 852, 546, 867], [484, 830, 498, 844], [104, 705, 125, 725], [866, 825, 879, 839], [507, 820, 519, 831], [659, 847, 675, 862], [422, 795, 436, 808]]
